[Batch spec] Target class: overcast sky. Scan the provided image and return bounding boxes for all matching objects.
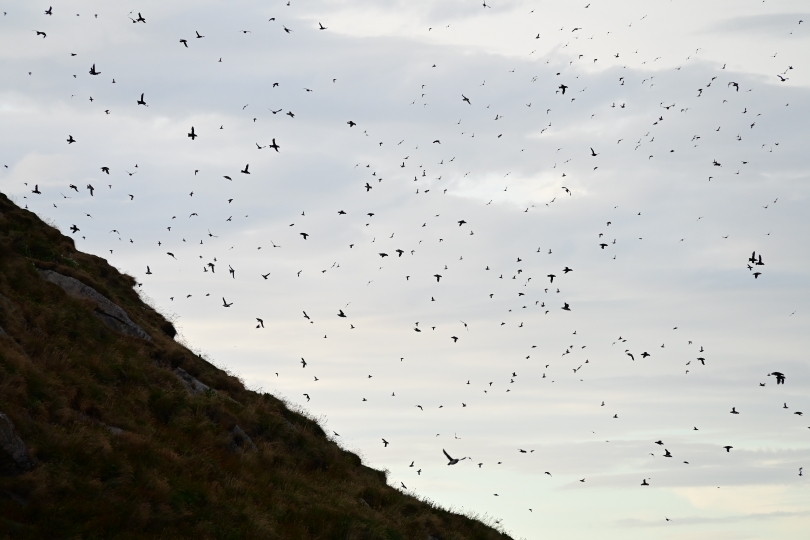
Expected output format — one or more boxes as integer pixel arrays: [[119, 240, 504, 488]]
[[2, 0, 809, 538]]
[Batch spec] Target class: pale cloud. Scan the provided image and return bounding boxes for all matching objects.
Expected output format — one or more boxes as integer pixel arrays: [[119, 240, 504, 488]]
[[1, 0, 809, 539]]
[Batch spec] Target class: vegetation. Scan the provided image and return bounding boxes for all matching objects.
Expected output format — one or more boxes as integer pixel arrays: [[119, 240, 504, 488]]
[[0, 192, 510, 540]]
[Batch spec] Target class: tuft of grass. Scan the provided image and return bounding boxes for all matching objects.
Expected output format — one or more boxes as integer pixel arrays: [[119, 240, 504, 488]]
[[0, 192, 511, 540]]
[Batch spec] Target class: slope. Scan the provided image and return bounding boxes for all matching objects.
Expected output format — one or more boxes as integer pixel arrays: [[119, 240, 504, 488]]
[[0, 191, 510, 540]]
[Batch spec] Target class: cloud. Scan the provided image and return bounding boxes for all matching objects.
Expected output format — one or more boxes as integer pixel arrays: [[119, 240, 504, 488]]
[[1, 1, 809, 539]]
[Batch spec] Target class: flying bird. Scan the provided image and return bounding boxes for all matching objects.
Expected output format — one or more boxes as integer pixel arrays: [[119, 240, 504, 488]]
[[443, 449, 461, 465]]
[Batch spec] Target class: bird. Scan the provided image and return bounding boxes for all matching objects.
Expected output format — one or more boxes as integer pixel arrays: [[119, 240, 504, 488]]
[[188, 127, 197, 140], [319, 22, 327, 30], [562, 303, 571, 311], [89, 63, 100, 75], [268, 139, 280, 152], [338, 309, 346, 318], [382, 439, 389, 447], [136, 93, 147, 106], [222, 297, 233, 307], [462, 94, 471, 104], [241, 164, 250, 174], [67, 135, 76, 144], [723, 446, 733, 452], [443, 449, 461, 465]]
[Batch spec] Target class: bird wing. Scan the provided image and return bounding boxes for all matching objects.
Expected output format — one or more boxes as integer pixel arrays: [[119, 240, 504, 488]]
[[443, 449, 453, 460]]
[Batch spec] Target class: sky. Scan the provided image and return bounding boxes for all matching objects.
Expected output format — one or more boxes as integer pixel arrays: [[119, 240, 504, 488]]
[[1, 0, 809, 538]]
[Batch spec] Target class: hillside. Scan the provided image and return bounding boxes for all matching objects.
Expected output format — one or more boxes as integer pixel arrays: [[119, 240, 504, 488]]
[[0, 192, 510, 540]]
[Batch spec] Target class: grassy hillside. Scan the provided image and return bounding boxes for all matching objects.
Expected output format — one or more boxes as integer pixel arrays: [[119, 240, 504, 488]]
[[0, 192, 511, 540]]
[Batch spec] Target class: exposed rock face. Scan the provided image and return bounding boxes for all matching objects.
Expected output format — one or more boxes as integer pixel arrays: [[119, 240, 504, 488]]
[[230, 425, 258, 453], [0, 413, 34, 476], [173, 367, 210, 395], [37, 269, 151, 341]]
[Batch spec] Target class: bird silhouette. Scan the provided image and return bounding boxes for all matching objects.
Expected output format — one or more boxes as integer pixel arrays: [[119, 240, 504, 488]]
[[443, 449, 461, 465]]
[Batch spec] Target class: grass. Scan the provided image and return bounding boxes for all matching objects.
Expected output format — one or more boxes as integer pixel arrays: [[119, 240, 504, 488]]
[[0, 192, 511, 540]]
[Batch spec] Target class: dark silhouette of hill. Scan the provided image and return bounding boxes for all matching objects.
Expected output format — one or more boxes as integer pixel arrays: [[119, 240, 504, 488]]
[[0, 192, 510, 540]]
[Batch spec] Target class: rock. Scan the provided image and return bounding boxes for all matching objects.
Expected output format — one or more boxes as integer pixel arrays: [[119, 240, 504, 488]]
[[37, 269, 151, 341], [0, 413, 35, 476], [105, 425, 124, 436], [230, 425, 258, 453], [0, 324, 7, 337], [77, 412, 125, 436], [173, 367, 210, 395]]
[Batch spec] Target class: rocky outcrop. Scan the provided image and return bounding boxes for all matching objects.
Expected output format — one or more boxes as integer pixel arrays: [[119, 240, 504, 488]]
[[0, 413, 34, 476], [230, 425, 258, 453], [173, 367, 210, 395], [37, 269, 151, 341]]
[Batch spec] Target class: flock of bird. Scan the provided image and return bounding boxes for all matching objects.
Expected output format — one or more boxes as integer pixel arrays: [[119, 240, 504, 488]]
[[4, 1, 807, 532]]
